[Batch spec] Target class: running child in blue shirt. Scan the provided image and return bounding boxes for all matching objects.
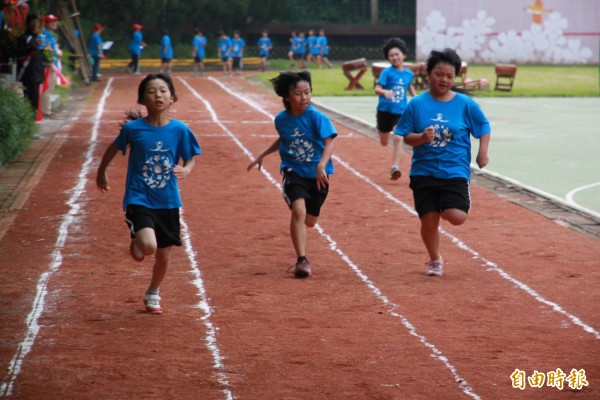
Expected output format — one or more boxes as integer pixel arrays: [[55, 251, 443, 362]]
[[247, 71, 336, 278], [257, 30, 272, 72], [96, 73, 201, 313], [394, 48, 491, 277], [375, 37, 416, 180]]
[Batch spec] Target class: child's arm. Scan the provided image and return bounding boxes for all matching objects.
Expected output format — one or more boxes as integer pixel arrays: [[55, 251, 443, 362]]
[[374, 84, 394, 99], [476, 133, 490, 169], [173, 157, 195, 179], [96, 142, 119, 192], [403, 126, 436, 148], [316, 137, 335, 190], [247, 138, 280, 171], [408, 84, 417, 97]]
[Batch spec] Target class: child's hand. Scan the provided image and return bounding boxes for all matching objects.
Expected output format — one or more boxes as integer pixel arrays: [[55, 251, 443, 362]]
[[173, 165, 190, 179], [247, 157, 263, 171], [422, 126, 435, 143], [384, 90, 394, 99], [476, 152, 489, 169], [96, 173, 110, 192], [316, 164, 329, 190]]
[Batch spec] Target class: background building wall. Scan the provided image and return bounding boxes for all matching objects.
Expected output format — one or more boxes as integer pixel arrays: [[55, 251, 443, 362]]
[[416, 0, 599, 64]]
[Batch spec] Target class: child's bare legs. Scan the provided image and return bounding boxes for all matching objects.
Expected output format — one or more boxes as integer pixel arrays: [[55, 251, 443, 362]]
[[149, 247, 171, 290], [390, 135, 402, 180], [134, 227, 171, 291], [420, 209, 468, 260], [379, 131, 390, 146], [290, 198, 318, 258]]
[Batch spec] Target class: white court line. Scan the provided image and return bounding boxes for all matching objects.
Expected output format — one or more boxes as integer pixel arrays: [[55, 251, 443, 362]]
[[209, 77, 600, 343], [566, 181, 600, 212], [190, 77, 481, 399], [180, 212, 234, 400], [0, 79, 114, 397]]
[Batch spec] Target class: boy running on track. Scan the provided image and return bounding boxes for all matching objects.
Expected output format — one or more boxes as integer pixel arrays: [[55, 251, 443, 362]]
[[96, 73, 201, 313], [247, 71, 336, 278], [394, 48, 491, 277], [375, 37, 416, 180]]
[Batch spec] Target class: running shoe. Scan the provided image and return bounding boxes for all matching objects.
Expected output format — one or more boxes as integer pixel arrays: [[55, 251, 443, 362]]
[[129, 239, 145, 262], [144, 293, 163, 314], [425, 258, 444, 277], [390, 166, 402, 180], [288, 259, 312, 278]]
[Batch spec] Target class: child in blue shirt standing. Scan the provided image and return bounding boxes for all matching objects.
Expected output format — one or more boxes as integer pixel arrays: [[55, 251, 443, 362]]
[[191, 29, 207, 77], [160, 30, 173, 75], [375, 37, 416, 180], [218, 31, 232, 77], [127, 23, 146, 74], [257, 30, 272, 72], [247, 71, 336, 278], [96, 73, 201, 313], [394, 48, 491, 277], [231, 31, 245, 76]]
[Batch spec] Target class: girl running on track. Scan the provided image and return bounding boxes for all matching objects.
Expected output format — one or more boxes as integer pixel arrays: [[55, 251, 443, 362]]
[[375, 37, 416, 180], [96, 73, 201, 313], [247, 71, 337, 278], [394, 48, 491, 277]]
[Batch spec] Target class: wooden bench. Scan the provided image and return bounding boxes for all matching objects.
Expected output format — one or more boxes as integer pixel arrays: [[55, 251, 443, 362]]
[[495, 64, 517, 91], [342, 58, 368, 90]]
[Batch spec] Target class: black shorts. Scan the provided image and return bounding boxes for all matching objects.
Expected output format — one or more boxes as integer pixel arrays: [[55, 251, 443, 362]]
[[409, 176, 471, 217], [161, 58, 172, 63], [376, 110, 402, 133], [125, 204, 182, 248], [293, 53, 304, 61], [282, 168, 329, 217], [232, 57, 242, 69], [194, 56, 204, 63]]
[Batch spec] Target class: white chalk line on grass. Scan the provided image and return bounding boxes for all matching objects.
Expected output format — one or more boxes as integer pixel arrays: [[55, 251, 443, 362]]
[[187, 76, 481, 399], [179, 212, 234, 400], [0, 79, 115, 398], [208, 78, 600, 340]]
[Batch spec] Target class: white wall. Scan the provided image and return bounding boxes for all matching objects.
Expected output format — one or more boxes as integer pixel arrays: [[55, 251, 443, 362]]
[[416, 0, 599, 64]]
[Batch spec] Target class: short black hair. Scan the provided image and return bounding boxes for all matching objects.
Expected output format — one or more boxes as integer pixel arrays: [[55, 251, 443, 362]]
[[137, 73, 178, 104], [382, 37, 407, 59], [426, 48, 462, 76], [269, 71, 312, 110]]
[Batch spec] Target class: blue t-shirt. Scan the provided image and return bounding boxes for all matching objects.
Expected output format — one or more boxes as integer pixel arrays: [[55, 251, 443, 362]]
[[394, 92, 490, 180], [160, 35, 173, 59], [129, 31, 143, 55], [317, 36, 328, 55], [88, 32, 102, 56], [275, 105, 337, 178], [232, 38, 245, 57], [257, 37, 272, 56], [308, 35, 319, 55], [377, 66, 414, 115], [193, 36, 207, 58], [218, 36, 232, 58], [114, 118, 201, 210]]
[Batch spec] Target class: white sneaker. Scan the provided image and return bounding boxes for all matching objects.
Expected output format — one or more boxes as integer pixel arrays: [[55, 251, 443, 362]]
[[144, 293, 163, 314], [426, 258, 444, 277]]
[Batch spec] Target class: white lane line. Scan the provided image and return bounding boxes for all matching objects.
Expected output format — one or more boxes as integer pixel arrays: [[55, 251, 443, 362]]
[[180, 211, 234, 400], [194, 77, 481, 399], [209, 77, 600, 342], [0, 79, 115, 398]]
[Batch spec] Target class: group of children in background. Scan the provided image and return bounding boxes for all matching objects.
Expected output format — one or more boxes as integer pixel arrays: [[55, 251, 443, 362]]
[[86, 25, 334, 81], [287, 29, 333, 70]]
